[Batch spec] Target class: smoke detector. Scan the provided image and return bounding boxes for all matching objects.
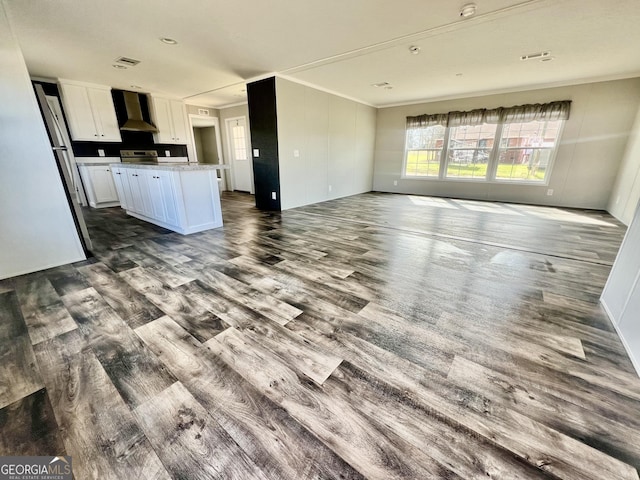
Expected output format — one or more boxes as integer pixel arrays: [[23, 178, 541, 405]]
[[460, 3, 477, 18]]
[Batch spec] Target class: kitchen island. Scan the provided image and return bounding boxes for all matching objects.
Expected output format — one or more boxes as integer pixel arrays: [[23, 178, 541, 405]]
[[111, 162, 229, 234]]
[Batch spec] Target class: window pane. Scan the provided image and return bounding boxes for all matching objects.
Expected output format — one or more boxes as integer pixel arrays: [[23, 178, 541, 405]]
[[406, 125, 445, 149], [496, 149, 551, 181], [405, 125, 445, 177], [445, 149, 491, 179], [405, 149, 441, 177], [496, 120, 561, 182], [446, 124, 496, 179], [500, 120, 561, 149]]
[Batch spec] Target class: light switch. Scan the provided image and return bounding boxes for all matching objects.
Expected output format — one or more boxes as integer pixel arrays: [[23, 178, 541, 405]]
[[293, 149, 300, 157], [271, 191, 277, 200], [253, 149, 260, 157], [98, 149, 105, 157], [165, 150, 171, 157]]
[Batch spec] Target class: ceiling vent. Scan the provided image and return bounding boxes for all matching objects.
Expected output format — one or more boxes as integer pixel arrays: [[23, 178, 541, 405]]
[[114, 56, 141, 67], [520, 51, 551, 61]]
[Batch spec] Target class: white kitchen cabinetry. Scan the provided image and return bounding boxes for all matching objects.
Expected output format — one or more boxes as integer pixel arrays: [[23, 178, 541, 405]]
[[78, 164, 120, 208], [111, 166, 131, 210], [111, 164, 223, 234], [59, 81, 122, 142], [126, 169, 153, 217], [149, 96, 188, 144]]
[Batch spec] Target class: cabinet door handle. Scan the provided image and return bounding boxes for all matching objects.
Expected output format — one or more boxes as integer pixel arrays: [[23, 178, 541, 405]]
[[101, 134, 105, 137], [116, 172, 121, 175], [106, 169, 110, 172], [94, 134, 98, 137]]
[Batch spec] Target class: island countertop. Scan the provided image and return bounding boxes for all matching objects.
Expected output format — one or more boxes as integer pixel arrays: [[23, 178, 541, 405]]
[[111, 162, 230, 171]]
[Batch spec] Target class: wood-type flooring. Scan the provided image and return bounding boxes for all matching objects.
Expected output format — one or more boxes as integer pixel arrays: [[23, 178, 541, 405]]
[[1, 191, 639, 480]]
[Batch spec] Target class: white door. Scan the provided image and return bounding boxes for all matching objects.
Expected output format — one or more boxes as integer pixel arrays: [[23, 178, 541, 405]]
[[226, 116, 253, 193]]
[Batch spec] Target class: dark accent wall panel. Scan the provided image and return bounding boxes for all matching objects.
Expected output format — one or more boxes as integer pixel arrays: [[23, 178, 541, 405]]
[[247, 77, 281, 211]]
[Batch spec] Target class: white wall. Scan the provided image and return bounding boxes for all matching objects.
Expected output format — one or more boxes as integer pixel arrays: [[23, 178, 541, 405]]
[[373, 78, 640, 209], [0, 2, 85, 280], [602, 201, 640, 375], [608, 102, 640, 224], [276, 77, 376, 210]]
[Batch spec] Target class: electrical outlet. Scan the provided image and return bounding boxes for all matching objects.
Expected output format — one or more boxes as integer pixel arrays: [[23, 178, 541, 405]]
[[98, 149, 105, 157], [328, 185, 332, 192], [253, 149, 260, 157], [616, 196, 621, 205], [293, 149, 300, 157], [393, 180, 398, 186], [547, 189, 554, 196], [271, 191, 277, 200], [165, 150, 171, 157]]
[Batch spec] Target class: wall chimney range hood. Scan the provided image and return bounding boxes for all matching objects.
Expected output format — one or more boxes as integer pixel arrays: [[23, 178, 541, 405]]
[[120, 91, 158, 132]]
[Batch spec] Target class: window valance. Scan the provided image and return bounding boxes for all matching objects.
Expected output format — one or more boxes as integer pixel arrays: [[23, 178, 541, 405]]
[[406, 100, 571, 127]]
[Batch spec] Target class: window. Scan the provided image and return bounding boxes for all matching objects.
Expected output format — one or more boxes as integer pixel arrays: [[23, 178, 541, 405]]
[[403, 101, 569, 184], [446, 124, 497, 179], [405, 124, 445, 177], [496, 120, 562, 182]]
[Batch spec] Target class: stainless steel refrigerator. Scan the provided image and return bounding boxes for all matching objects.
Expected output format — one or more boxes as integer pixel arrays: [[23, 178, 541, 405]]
[[34, 83, 93, 252]]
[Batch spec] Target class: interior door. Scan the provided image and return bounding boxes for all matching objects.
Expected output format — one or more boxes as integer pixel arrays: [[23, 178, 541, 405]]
[[226, 116, 253, 193]]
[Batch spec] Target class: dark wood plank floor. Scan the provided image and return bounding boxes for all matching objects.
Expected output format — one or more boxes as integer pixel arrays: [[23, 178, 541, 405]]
[[1, 191, 639, 480]]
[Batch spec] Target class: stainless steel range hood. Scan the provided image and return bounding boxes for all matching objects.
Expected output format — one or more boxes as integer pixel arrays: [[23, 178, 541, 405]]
[[120, 91, 158, 132]]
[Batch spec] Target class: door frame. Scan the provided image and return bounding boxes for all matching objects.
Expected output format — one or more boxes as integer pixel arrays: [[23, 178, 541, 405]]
[[188, 114, 226, 190], [225, 115, 254, 194]]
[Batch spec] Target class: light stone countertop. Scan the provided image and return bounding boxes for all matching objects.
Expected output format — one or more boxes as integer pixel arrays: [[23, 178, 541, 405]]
[[111, 162, 230, 171], [76, 157, 121, 166]]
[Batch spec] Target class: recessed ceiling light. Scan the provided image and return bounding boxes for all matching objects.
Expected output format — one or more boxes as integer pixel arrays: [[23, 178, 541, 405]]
[[160, 37, 178, 45], [460, 3, 477, 18], [112, 64, 127, 69], [409, 45, 421, 55], [371, 82, 391, 88]]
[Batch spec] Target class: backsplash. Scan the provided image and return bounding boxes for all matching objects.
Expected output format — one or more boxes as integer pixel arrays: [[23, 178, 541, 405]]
[[33, 81, 188, 158]]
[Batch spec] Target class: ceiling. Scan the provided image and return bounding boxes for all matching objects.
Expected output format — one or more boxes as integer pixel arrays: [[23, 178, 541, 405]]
[[5, 0, 640, 108]]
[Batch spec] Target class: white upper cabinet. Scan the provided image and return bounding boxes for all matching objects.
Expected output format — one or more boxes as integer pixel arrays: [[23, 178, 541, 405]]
[[149, 95, 188, 144], [58, 80, 122, 142]]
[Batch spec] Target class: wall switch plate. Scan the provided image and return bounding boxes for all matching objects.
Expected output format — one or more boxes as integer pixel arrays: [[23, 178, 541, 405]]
[[271, 191, 277, 200], [98, 149, 105, 157], [328, 185, 332, 192], [293, 149, 300, 157], [393, 180, 398, 186], [165, 150, 171, 157], [253, 149, 260, 157], [547, 189, 554, 196]]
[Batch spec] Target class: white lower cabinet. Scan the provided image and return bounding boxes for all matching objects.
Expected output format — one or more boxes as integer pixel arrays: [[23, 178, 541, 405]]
[[111, 165, 222, 234], [111, 166, 129, 210], [78, 164, 119, 208]]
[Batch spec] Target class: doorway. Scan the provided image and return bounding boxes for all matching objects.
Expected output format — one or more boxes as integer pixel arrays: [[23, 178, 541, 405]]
[[189, 114, 226, 191], [225, 116, 253, 193]]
